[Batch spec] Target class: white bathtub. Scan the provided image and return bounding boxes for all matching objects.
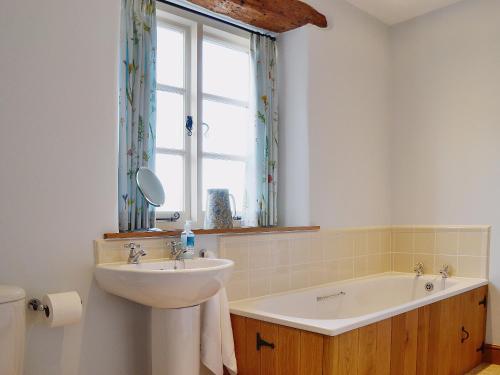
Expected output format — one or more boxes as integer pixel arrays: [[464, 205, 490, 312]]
[[229, 273, 488, 336]]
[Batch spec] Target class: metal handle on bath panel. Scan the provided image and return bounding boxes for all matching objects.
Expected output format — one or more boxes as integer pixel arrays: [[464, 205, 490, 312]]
[[477, 342, 485, 353], [256, 333, 275, 351], [461, 326, 470, 343], [479, 296, 487, 308]]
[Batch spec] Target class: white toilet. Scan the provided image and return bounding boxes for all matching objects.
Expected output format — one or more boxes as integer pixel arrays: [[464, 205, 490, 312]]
[[0, 285, 26, 375]]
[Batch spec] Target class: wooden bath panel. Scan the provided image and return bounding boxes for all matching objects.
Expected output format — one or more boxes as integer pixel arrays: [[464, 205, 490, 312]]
[[230, 285, 487, 375]]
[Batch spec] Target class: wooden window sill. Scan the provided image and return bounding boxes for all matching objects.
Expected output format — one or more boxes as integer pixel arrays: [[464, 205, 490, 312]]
[[103, 226, 320, 239]]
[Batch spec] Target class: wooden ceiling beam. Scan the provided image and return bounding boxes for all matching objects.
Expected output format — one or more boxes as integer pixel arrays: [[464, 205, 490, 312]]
[[186, 0, 327, 33]]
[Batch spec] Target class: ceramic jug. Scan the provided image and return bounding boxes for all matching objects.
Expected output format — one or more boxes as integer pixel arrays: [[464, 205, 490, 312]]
[[204, 189, 235, 229]]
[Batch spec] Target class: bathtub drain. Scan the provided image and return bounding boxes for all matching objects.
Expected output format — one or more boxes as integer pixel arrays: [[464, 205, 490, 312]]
[[425, 282, 434, 292]]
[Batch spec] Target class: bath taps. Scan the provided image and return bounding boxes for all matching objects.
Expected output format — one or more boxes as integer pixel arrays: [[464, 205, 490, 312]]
[[413, 262, 424, 276], [439, 264, 450, 279], [125, 243, 147, 264], [169, 241, 186, 261]]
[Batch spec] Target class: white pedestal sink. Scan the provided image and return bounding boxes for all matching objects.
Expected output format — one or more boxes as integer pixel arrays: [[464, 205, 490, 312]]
[[95, 258, 234, 375]]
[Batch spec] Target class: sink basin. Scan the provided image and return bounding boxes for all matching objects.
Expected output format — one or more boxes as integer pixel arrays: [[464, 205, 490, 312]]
[[95, 258, 234, 309]]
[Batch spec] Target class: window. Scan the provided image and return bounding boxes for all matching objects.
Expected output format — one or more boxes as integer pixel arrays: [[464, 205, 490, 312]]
[[202, 39, 250, 214], [155, 5, 251, 227]]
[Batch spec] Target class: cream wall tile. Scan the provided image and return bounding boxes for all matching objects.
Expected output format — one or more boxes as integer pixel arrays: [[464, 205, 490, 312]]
[[310, 234, 323, 260], [414, 232, 435, 253], [457, 256, 488, 278], [393, 253, 412, 272], [321, 232, 335, 261], [270, 266, 291, 294], [365, 254, 384, 276], [331, 233, 355, 259], [392, 232, 413, 253], [290, 238, 311, 265], [224, 236, 248, 248], [310, 242, 324, 262], [324, 261, 339, 282], [459, 230, 486, 256], [381, 230, 391, 253], [291, 265, 309, 289], [226, 271, 249, 301], [337, 258, 354, 281], [224, 244, 249, 271], [309, 262, 328, 286], [249, 241, 271, 270], [380, 253, 391, 272], [249, 269, 271, 298], [269, 239, 290, 267], [367, 231, 382, 255], [354, 256, 368, 277], [354, 232, 368, 256], [483, 231, 491, 257], [436, 231, 459, 254]]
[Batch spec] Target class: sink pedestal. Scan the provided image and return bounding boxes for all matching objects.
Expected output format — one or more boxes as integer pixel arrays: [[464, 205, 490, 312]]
[[151, 306, 201, 375]]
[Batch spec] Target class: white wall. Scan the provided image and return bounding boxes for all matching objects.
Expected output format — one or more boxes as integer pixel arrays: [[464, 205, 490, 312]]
[[280, 0, 500, 345], [0, 1, 150, 374], [390, 0, 500, 343], [279, 0, 392, 228], [278, 28, 311, 226]]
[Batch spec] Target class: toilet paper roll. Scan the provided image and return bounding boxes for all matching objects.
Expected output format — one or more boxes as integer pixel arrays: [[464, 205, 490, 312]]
[[42, 291, 82, 328]]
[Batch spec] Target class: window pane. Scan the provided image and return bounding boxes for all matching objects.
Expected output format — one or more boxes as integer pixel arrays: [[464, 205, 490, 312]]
[[203, 40, 249, 102], [156, 154, 184, 212], [157, 26, 184, 88], [157, 91, 184, 150], [202, 100, 249, 156], [203, 158, 245, 212]]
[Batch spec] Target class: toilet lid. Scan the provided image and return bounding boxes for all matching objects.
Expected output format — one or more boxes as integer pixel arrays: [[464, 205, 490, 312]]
[[0, 285, 25, 304]]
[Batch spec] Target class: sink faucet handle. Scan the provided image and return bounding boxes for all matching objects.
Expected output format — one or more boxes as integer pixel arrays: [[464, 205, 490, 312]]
[[413, 261, 424, 276], [439, 264, 450, 278], [169, 241, 182, 249], [124, 242, 140, 250]]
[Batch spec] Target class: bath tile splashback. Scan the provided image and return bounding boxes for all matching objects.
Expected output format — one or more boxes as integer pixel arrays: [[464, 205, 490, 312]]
[[220, 228, 392, 301], [391, 226, 490, 278], [222, 225, 490, 301]]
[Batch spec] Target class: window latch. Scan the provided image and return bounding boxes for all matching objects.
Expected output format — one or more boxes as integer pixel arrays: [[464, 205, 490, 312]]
[[186, 116, 193, 136]]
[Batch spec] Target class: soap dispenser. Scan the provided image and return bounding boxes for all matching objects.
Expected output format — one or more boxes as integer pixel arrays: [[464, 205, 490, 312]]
[[180, 220, 195, 259]]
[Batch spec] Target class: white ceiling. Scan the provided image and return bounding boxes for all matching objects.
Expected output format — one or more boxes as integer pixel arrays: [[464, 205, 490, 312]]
[[344, 0, 465, 25]]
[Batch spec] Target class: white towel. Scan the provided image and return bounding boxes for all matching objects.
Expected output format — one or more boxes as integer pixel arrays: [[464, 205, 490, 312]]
[[201, 287, 237, 375]]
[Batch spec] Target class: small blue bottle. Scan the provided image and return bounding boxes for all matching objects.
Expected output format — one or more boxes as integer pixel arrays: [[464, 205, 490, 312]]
[[180, 220, 195, 259]]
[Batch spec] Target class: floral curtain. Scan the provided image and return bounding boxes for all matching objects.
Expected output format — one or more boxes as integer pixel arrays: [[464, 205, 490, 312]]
[[118, 0, 157, 231], [250, 34, 279, 227]]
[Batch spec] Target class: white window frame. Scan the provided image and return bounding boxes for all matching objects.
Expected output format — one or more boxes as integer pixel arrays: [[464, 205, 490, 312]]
[[155, 3, 251, 229]]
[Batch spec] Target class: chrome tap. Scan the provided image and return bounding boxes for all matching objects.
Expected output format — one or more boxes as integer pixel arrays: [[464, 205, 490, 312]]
[[125, 243, 147, 264], [439, 264, 450, 279], [413, 262, 424, 277], [169, 241, 186, 261]]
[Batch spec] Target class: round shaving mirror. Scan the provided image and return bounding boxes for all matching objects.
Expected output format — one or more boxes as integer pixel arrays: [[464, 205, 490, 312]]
[[136, 167, 165, 207]]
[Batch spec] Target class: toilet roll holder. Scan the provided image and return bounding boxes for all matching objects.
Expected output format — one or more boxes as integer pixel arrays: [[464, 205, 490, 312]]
[[27, 298, 50, 317]]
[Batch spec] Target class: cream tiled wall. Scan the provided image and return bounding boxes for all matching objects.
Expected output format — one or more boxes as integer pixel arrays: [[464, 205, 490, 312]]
[[222, 225, 490, 301], [94, 225, 490, 303], [220, 228, 392, 301], [391, 226, 490, 279], [94, 235, 220, 264], [94, 238, 171, 264]]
